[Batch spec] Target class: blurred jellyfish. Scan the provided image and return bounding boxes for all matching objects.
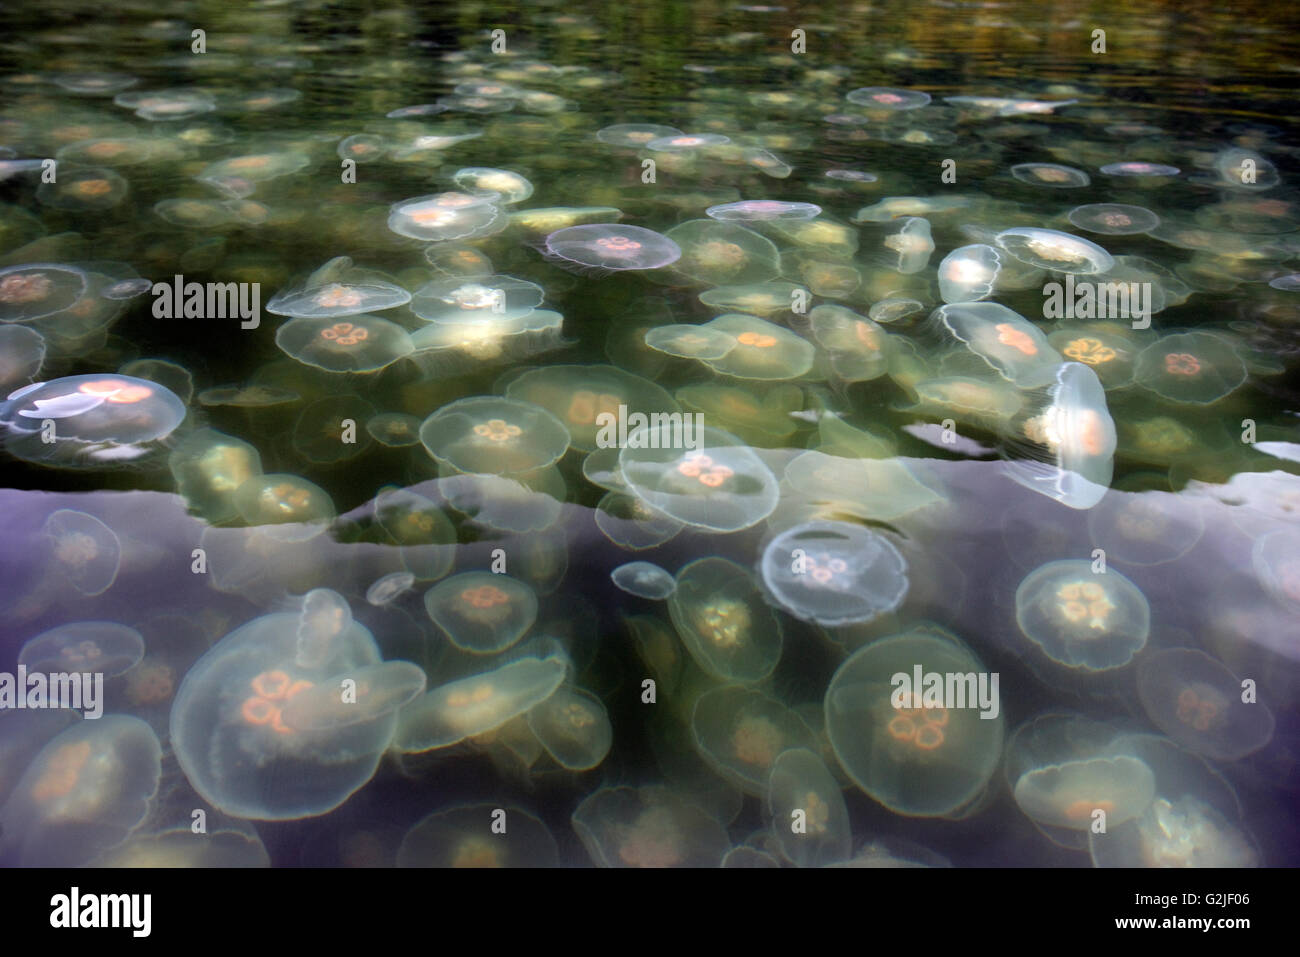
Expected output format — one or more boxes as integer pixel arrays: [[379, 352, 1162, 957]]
[[366, 571, 416, 606], [696, 313, 814, 380], [824, 624, 1004, 816], [452, 167, 534, 204], [337, 134, 387, 163], [1067, 203, 1160, 235], [19, 621, 144, 677], [1253, 528, 1300, 613], [292, 395, 376, 464], [280, 660, 426, 732], [232, 473, 335, 527], [665, 219, 782, 286], [197, 151, 309, 185], [410, 274, 543, 324], [1213, 147, 1279, 190], [544, 224, 681, 272], [645, 132, 730, 151], [644, 323, 738, 360], [619, 425, 779, 533], [698, 282, 806, 318], [1137, 649, 1275, 761], [1004, 362, 1117, 509], [275, 314, 414, 373], [36, 167, 128, 210], [53, 72, 138, 95], [759, 520, 908, 626], [419, 395, 570, 476], [611, 561, 676, 600], [932, 302, 1063, 388], [169, 428, 263, 523], [596, 123, 683, 147], [509, 206, 622, 238], [877, 217, 935, 274], [1133, 332, 1247, 405], [1100, 161, 1180, 177], [388, 192, 506, 242], [692, 686, 817, 795], [846, 87, 930, 110], [423, 572, 538, 654], [527, 685, 613, 770], [0, 715, 161, 866], [41, 509, 121, 596], [595, 490, 684, 550], [425, 243, 495, 278], [870, 298, 926, 323], [995, 227, 1114, 274], [393, 652, 567, 752], [668, 557, 783, 683], [938, 244, 1001, 303], [705, 199, 821, 222], [767, 748, 851, 867], [1010, 163, 1091, 188], [266, 257, 412, 318], [1015, 560, 1149, 671], [1085, 490, 1205, 565], [0, 263, 88, 321], [0, 325, 45, 391], [504, 363, 679, 452], [397, 804, 559, 867], [572, 785, 730, 868], [366, 412, 422, 447], [779, 450, 942, 524], [809, 304, 891, 382]]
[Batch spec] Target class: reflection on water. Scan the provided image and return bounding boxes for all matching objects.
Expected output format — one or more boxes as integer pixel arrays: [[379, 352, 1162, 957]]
[[0, 0, 1297, 867]]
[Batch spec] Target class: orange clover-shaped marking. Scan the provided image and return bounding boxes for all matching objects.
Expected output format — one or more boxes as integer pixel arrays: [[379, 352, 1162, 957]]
[[1063, 337, 1117, 365], [241, 669, 313, 734], [462, 584, 510, 609], [1164, 352, 1201, 376], [472, 418, 522, 442]]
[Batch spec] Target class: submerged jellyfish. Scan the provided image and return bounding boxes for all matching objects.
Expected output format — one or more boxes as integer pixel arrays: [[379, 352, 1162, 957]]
[[232, 473, 335, 527], [1137, 649, 1274, 761], [388, 192, 505, 242], [767, 748, 851, 867], [595, 123, 683, 147], [995, 227, 1114, 274], [393, 652, 567, 752], [705, 199, 821, 222], [0, 263, 88, 321], [169, 428, 263, 523], [1085, 490, 1205, 566], [1100, 161, 1180, 177], [423, 572, 538, 654], [1010, 163, 1091, 188], [0, 715, 161, 866], [544, 224, 681, 272], [410, 275, 544, 324], [809, 304, 891, 383], [366, 571, 416, 607], [759, 520, 908, 626], [669, 557, 783, 683], [419, 395, 570, 476], [19, 621, 144, 677], [397, 804, 559, 867], [266, 258, 412, 318], [644, 323, 738, 360], [572, 785, 730, 868], [845, 87, 931, 110], [698, 282, 805, 318], [41, 509, 121, 596], [1005, 362, 1117, 509], [932, 301, 1063, 388], [1253, 528, 1300, 612], [619, 425, 779, 533], [527, 685, 613, 771], [877, 217, 935, 274], [0, 325, 44, 391], [1015, 560, 1149, 671], [645, 133, 730, 151], [275, 314, 414, 373], [665, 219, 782, 286], [36, 167, 128, 210], [452, 167, 534, 204], [197, 151, 309, 185], [1133, 332, 1247, 405], [938, 244, 1001, 303], [611, 561, 676, 600], [596, 490, 684, 550], [697, 313, 814, 380], [366, 412, 423, 447], [1067, 203, 1160, 235], [824, 625, 1004, 816], [691, 686, 817, 796], [292, 395, 376, 464]]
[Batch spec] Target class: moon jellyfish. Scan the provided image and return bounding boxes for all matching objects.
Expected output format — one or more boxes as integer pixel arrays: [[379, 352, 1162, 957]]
[[1133, 332, 1247, 405], [596, 491, 684, 549], [0, 715, 161, 866], [572, 785, 730, 868], [452, 167, 533, 204], [938, 244, 1001, 303], [419, 396, 571, 476], [691, 686, 817, 796], [696, 313, 814, 380], [527, 685, 613, 770], [1137, 649, 1274, 761], [846, 87, 931, 110], [1067, 203, 1160, 235], [393, 652, 567, 752], [41, 509, 121, 596], [92, 828, 271, 868], [388, 192, 506, 242], [645, 132, 730, 151], [1015, 560, 1149, 671], [544, 224, 681, 271], [668, 557, 783, 683], [410, 274, 544, 324], [266, 259, 411, 319], [1010, 163, 1091, 188], [366, 571, 416, 606], [644, 323, 738, 360], [809, 304, 891, 382], [824, 624, 1004, 817], [366, 412, 422, 447], [197, 151, 309, 184], [1093, 793, 1258, 868], [36, 167, 128, 210], [723, 846, 780, 868], [706, 199, 821, 222], [698, 281, 806, 318], [170, 590, 403, 819], [878, 217, 935, 274], [1085, 490, 1205, 565], [0, 263, 88, 321], [397, 804, 559, 867], [169, 428, 262, 523], [19, 621, 144, 677], [779, 451, 942, 524], [596, 123, 683, 147], [1253, 528, 1300, 612], [767, 748, 851, 867], [232, 473, 335, 527], [612, 561, 676, 600], [932, 302, 1063, 388], [995, 227, 1115, 274], [275, 314, 414, 374], [759, 520, 908, 626], [509, 206, 622, 237], [1004, 362, 1117, 509], [619, 425, 779, 533], [280, 661, 426, 732], [662, 219, 783, 286], [423, 572, 538, 654], [1046, 324, 1139, 389], [0, 325, 44, 391], [870, 298, 926, 324], [1100, 161, 1180, 177]]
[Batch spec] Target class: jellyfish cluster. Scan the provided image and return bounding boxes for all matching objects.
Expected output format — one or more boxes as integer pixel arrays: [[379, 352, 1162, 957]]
[[0, 5, 1296, 871]]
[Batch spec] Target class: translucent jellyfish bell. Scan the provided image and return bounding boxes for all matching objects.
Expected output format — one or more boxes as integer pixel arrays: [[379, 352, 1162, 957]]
[[645, 132, 730, 151], [1015, 754, 1155, 831], [41, 509, 121, 596], [995, 227, 1115, 274], [572, 785, 730, 868], [692, 686, 818, 796], [668, 557, 783, 682], [1015, 560, 1149, 671], [419, 395, 571, 476], [938, 244, 1001, 303], [611, 561, 676, 600], [1085, 490, 1206, 566], [618, 425, 779, 533], [19, 621, 144, 677], [0, 325, 45, 391], [932, 302, 1063, 388], [665, 220, 782, 286], [266, 258, 412, 319], [1137, 649, 1275, 761], [410, 275, 543, 324], [1067, 203, 1160, 235], [1010, 163, 1091, 188], [824, 625, 1004, 816], [644, 323, 738, 360], [705, 199, 822, 222], [280, 660, 426, 733], [809, 304, 891, 382], [1100, 161, 1180, 178], [845, 87, 931, 110], [1004, 362, 1117, 509], [232, 473, 335, 527], [1133, 332, 1247, 405], [1253, 528, 1300, 613], [759, 520, 908, 626], [766, 748, 851, 867], [388, 192, 506, 242], [398, 804, 559, 867], [0, 715, 161, 866], [878, 217, 935, 274], [169, 428, 263, 523], [595, 123, 683, 147], [423, 572, 538, 654], [275, 314, 414, 373], [527, 685, 613, 770], [452, 167, 534, 203], [544, 224, 681, 271], [697, 314, 814, 380], [36, 167, 129, 210], [366, 571, 416, 606], [0, 263, 88, 321]]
